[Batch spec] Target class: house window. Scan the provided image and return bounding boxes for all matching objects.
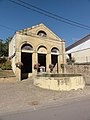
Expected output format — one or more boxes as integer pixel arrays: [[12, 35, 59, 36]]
[[37, 31, 47, 37]]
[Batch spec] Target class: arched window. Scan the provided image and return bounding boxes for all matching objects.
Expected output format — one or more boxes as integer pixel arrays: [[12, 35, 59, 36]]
[[37, 31, 47, 37], [37, 46, 47, 54], [21, 44, 33, 50], [51, 47, 59, 53]]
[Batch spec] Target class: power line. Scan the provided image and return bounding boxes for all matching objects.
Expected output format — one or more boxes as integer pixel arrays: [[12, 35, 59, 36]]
[[8, 0, 90, 30], [17, 0, 90, 29], [0, 24, 16, 31]]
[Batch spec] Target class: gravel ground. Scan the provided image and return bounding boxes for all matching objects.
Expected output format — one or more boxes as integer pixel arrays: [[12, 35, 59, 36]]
[[0, 78, 90, 115]]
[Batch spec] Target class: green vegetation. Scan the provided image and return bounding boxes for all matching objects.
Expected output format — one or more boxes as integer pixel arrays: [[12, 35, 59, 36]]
[[66, 58, 75, 65], [0, 57, 7, 68], [1, 60, 12, 70], [0, 37, 12, 71], [0, 37, 12, 57]]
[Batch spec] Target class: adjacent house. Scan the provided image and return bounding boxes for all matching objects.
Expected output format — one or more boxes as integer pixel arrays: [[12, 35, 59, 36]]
[[66, 34, 90, 64], [9, 23, 65, 80]]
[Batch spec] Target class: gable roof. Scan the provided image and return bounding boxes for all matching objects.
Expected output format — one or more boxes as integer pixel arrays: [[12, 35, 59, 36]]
[[66, 34, 90, 51], [16, 23, 62, 41]]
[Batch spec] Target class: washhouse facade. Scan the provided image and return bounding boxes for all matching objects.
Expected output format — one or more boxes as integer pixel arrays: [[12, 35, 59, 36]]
[[9, 23, 65, 80]]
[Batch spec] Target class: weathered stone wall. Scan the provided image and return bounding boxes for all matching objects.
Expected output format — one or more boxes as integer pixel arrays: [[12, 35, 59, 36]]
[[65, 65, 90, 85], [10, 24, 65, 80], [34, 75, 85, 91]]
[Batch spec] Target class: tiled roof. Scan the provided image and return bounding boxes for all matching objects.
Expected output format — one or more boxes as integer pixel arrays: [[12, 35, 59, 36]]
[[66, 34, 90, 51]]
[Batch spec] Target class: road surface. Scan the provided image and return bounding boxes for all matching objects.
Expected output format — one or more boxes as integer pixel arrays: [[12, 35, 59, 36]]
[[0, 96, 90, 120]]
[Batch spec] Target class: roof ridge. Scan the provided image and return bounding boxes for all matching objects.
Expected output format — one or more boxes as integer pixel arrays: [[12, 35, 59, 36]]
[[16, 23, 44, 33], [66, 34, 90, 51]]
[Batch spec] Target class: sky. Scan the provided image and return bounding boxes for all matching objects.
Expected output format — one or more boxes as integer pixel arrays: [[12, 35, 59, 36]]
[[0, 0, 90, 47]]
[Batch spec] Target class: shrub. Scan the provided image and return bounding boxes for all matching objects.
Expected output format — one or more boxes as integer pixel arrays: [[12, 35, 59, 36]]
[[1, 60, 12, 70], [0, 57, 7, 64], [66, 58, 75, 65]]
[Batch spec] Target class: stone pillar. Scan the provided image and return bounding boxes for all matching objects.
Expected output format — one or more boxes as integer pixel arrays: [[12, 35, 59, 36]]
[[58, 54, 61, 73], [58, 54, 65, 73], [46, 53, 51, 73], [15, 51, 21, 81], [32, 51, 38, 72]]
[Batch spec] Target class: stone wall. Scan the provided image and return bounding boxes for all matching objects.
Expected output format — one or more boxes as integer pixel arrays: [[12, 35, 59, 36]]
[[34, 75, 85, 91], [65, 65, 90, 85]]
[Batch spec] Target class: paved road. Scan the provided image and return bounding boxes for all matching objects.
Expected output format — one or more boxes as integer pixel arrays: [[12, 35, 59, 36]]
[[1, 96, 90, 120]]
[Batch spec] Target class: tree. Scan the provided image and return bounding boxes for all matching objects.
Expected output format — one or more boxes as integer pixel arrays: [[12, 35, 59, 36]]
[[0, 39, 3, 57], [4, 36, 12, 56], [0, 37, 12, 57]]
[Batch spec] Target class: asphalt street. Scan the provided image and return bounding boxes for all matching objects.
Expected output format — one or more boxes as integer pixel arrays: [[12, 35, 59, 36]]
[[0, 96, 90, 120]]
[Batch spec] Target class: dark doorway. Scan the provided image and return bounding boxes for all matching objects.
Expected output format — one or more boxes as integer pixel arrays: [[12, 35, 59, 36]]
[[38, 54, 46, 71], [68, 53, 72, 60], [21, 53, 32, 80], [51, 55, 58, 73]]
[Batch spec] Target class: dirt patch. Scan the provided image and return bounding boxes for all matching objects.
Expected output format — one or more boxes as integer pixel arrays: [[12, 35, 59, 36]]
[[0, 70, 15, 77], [28, 101, 39, 106], [0, 70, 16, 83], [0, 78, 90, 114]]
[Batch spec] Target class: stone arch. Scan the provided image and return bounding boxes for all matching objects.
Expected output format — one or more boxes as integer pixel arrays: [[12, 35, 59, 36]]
[[51, 47, 59, 73], [37, 46, 47, 54], [51, 47, 59, 54], [36, 45, 47, 72], [37, 30, 47, 37], [36, 44, 47, 54], [19, 41, 34, 51], [20, 42, 33, 80], [21, 43, 33, 51]]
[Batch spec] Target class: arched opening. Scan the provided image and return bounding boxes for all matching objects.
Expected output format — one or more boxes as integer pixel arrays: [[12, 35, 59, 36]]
[[21, 43, 33, 80], [51, 47, 59, 73], [37, 46, 47, 72], [21, 43, 33, 51], [51, 47, 59, 54], [37, 45, 47, 54], [37, 30, 47, 37]]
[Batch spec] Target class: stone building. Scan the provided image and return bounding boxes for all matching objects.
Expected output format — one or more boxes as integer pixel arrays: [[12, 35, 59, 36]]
[[9, 23, 65, 80]]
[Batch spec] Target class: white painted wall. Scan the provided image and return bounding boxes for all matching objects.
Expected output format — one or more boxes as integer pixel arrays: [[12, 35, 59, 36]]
[[9, 35, 16, 73], [9, 35, 16, 57], [66, 37, 90, 63], [66, 38, 90, 54]]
